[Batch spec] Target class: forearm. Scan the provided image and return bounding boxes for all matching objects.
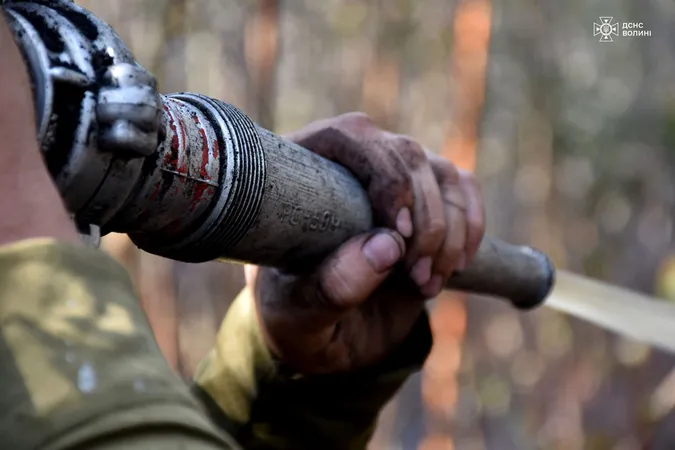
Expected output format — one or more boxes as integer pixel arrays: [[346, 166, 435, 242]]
[[194, 288, 432, 450], [0, 11, 79, 247]]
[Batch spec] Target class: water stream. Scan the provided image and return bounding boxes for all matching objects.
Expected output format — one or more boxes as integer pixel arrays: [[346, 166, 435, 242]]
[[544, 271, 675, 354]]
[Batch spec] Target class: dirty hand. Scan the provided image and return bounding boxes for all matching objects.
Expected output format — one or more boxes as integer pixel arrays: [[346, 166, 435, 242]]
[[247, 112, 485, 375]]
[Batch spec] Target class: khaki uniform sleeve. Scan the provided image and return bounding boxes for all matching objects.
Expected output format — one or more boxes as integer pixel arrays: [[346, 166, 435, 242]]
[[193, 286, 433, 450], [0, 239, 239, 450]]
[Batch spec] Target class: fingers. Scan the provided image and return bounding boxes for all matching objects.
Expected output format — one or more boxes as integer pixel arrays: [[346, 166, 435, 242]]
[[392, 135, 446, 290], [285, 112, 485, 300], [458, 168, 486, 262], [290, 117, 446, 292], [424, 153, 486, 297], [318, 229, 405, 312], [258, 229, 406, 335], [425, 157, 466, 296]]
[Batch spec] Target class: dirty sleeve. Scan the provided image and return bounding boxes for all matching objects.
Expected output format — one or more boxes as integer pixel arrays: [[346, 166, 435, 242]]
[[193, 285, 433, 450], [0, 238, 240, 450]]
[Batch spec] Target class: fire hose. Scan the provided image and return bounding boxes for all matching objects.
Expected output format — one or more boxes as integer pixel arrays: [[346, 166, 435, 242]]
[[1, 0, 554, 310]]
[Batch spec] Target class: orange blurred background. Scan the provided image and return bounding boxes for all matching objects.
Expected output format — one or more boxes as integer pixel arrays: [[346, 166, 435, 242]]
[[78, 1, 675, 448]]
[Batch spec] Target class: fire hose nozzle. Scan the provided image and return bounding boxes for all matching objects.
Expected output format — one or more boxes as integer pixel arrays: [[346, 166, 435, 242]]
[[3, 0, 555, 309]]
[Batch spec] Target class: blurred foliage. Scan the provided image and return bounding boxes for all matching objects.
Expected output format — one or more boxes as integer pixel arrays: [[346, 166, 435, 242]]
[[77, 0, 675, 448]]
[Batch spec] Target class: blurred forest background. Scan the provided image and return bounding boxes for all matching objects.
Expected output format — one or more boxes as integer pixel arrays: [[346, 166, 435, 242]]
[[75, 0, 675, 448]]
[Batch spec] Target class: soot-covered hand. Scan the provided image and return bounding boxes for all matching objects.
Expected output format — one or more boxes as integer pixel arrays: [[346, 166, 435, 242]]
[[247, 113, 485, 375]]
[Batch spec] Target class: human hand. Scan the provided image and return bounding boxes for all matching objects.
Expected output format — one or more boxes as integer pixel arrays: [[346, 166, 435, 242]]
[[246, 112, 485, 375]]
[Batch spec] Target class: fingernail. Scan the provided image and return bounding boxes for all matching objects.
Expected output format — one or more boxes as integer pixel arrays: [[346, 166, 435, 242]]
[[411, 257, 432, 285], [396, 207, 413, 238], [422, 274, 444, 298], [363, 232, 403, 273], [456, 253, 467, 271]]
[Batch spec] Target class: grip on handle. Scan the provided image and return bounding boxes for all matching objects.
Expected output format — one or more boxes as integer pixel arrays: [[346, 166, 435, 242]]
[[215, 119, 556, 308], [447, 237, 555, 309], [120, 95, 556, 309]]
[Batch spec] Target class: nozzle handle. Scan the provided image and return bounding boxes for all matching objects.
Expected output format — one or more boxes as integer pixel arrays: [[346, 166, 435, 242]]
[[446, 237, 555, 309]]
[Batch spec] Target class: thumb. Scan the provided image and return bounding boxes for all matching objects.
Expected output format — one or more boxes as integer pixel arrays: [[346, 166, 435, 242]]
[[318, 229, 405, 310]]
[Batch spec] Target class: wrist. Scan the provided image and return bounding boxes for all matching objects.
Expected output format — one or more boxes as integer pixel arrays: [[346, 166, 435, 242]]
[[0, 148, 80, 246]]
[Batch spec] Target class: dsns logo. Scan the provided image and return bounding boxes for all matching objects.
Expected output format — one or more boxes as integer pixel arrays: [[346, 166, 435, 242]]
[[593, 17, 619, 42]]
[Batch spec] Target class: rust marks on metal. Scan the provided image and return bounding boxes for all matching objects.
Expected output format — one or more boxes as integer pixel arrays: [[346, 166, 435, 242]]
[[164, 102, 180, 171], [212, 138, 220, 160], [111, 97, 220, 236], [147, 181, 161, 202], [192, 113, 211, 180]]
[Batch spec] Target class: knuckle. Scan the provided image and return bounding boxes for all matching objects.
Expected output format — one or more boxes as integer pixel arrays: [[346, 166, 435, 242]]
[[294, 126, 351, 157], [459, 168, 479, 188], [393, 135, 425, 161], [433, 156, 454, 171], [310, 126, 358, 158], [442, 188, 466, 208], [429, 156, 459, 184], [387, 153, 414, 183], [370, 156, 413, 198], [319, 125, 349, 143], [339, 111, 374, 128], [439, 160, 460, 184], [393, 134, 417, 147]]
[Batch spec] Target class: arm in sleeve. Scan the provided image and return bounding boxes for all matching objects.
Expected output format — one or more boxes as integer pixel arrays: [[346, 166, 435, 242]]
[[193, 286, 433, 450], [0, 239, 241, 450]]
